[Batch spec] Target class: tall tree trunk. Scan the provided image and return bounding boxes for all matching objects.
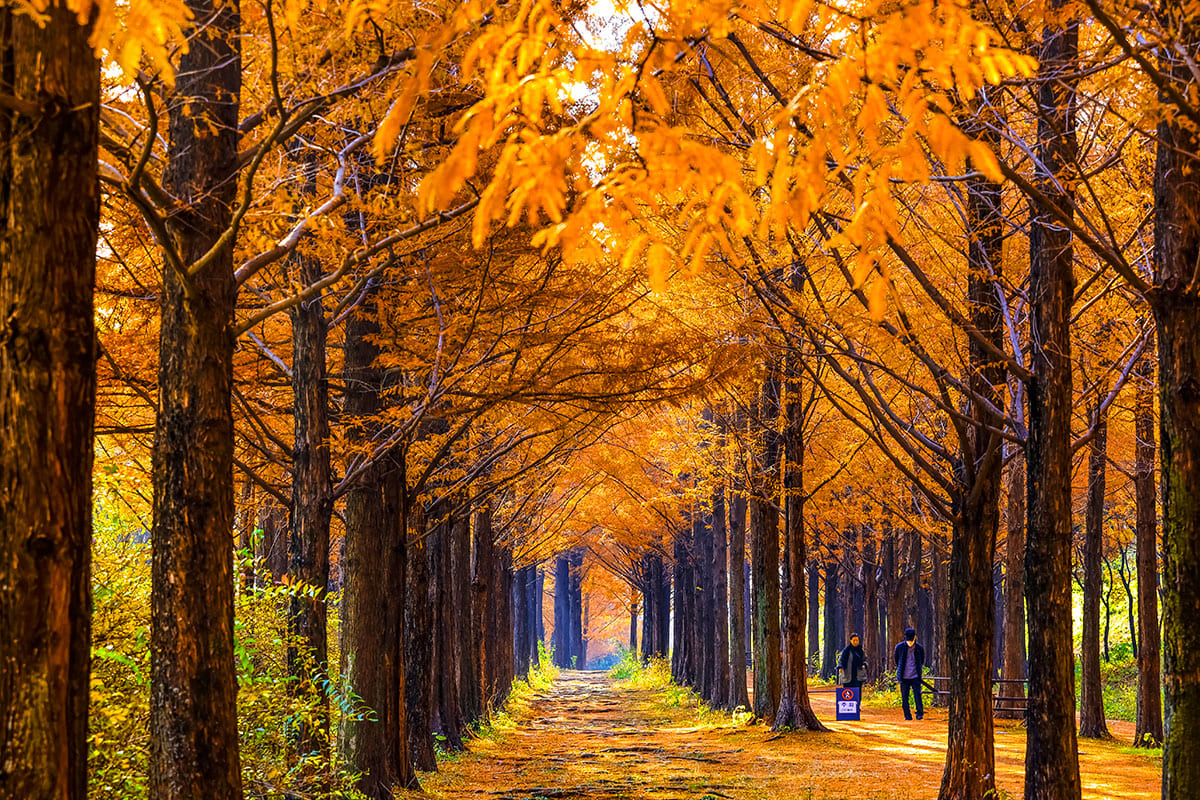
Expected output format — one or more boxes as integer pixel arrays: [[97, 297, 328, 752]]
[[515, 564, 532, 677], [1024, 7, 1082, 796], [149, 0, 244, 794], [406, 505, 436, 771], [473, 503, 495, 702], [728, 492, 751, 710], [713, 486, 731, 708], [1153, 10, 1200, 790], [820, 557, 839, 681], [863, 539, 879, 683], [630, 583, 639, 653], [1080, 403, 1111, 738], [940, 110, 1006, 799], [454, 509, 481, 723], [695, 501, 715, 699], [808, 554, 821, 675], [536, 567, 546, 653], [774, 363, 826, 732], [999, 449, 1027, 718], [672, 534, 688, 680], [569, 548, 584, 668], [0, 8, 97, 797], [435, 508, 465, 750], [339, 302, 416, 794], [288, 245, 332, 776], [1132, 350, 1162, 747], [749, 411, 782, 724], [494, 545, 515, 694], [554, 552, 570, 668]]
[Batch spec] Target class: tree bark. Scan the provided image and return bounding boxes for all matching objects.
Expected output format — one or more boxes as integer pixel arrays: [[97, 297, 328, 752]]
[[515, 564, 532, 677], [774, 362, 826, 732], [1080, 403, 1111, 738], [728, 492, 751, 710], [1132, 350, 1162, 747], [338, 300, 416, 794], [999, 449, 1027, 719], [434, 507, 465, 751], [1024, 7, 1082, 796], [0, 7, 97, 797], [569, 548, 584, 668], [863, 539, 879, 683], [287, 244, 333, 775], [749, 390, 782, 725], [807, 555, 820, 676], [1153, 12, 1200, 790], [454, 508, 481, 723], [939, 100, 1007, 798], [473, 502, 496, 703], [149, 0, 244, 794], [712, 486, 731, 708], [554, 552, 570, 668], [405, 504, 436, 771], [820, 556, 839, 681]]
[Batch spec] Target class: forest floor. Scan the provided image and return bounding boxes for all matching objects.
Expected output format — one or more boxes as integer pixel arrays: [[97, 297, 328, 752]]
[[405, 670, 1161, 800]]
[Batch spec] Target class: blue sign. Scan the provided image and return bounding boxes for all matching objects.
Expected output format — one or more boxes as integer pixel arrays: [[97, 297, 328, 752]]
[[835, 685, 861, 721]]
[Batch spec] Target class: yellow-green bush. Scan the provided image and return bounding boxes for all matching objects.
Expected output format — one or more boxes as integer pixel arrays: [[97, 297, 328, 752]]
[[88, 504, 367, 799]]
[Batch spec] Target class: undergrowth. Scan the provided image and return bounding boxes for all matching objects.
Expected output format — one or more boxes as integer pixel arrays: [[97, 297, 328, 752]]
[[608, 649, 747, 725], [461, 641, 559, 750]]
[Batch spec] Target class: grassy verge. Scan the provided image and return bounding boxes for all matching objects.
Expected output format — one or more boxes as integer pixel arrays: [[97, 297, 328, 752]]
[[608, 649, 754, 726], [436, 643, 560, 762]]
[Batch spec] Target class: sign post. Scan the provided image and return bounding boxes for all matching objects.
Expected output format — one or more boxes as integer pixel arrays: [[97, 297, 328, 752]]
[[835, 685, 861, 721]]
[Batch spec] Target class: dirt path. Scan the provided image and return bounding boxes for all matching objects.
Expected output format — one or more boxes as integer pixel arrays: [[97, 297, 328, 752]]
[[408, 671, 1162, 800]]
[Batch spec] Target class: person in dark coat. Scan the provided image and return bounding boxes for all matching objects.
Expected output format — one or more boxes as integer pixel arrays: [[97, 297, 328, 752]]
[[894, 627, 925, 720], [838, 633, 868, 688]]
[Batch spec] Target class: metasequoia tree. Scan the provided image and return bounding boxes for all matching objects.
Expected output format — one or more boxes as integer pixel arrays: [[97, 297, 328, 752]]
[[0, 4, 99, 798]]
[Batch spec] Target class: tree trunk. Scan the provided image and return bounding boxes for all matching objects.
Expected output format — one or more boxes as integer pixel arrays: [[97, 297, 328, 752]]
[[494, 544, 515, 694], [749, 487, 781, 722], [695, 501, 715, 700], [0, 7, 97, 797], [713, 486, 731, 708], [863, 539, 879, 683], [473, 503, 495, 703], [435, 507, 465, 750], [1080, 403, 1111, 738], [807, 555, 820, 676], [820, 557, 839, 681], [1153, 13, 1200, 789], [287, 245, 333, 776], [569, 548, 584, 668], [554, 552, 570, 668], [774, 363, 826, 732], [728, 492, 751, 710], [672, 533, 688, 680], [149, 0, 244, 794], [999, 450, 1027, 718], [1132, 350, 1162, 747], [939, 132, 1004, 797], [1024, 7, 1082, 796], [515, 564, 532, 677], [454, 508, 481, 723], [338, 302, 416, 794], [406, 505, 436, 771]]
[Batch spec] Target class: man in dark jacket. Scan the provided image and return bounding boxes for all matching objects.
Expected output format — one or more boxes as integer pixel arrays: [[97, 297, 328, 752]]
[[838, 633, 868, 687], [894, 627, 925, 720]]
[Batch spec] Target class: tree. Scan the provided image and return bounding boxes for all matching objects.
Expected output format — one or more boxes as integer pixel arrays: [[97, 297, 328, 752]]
[[0, 5, 98, 797], [148, 0, 245, 794], [1023, 5, 1082, 796]]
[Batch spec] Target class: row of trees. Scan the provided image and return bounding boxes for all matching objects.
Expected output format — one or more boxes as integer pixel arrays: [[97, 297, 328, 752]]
[[4, 2, 1199, 800]]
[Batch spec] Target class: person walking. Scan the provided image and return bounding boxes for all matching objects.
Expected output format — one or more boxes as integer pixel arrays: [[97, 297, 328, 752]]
[[894, 627, 925, 720], [838, 633, 868, 688]]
